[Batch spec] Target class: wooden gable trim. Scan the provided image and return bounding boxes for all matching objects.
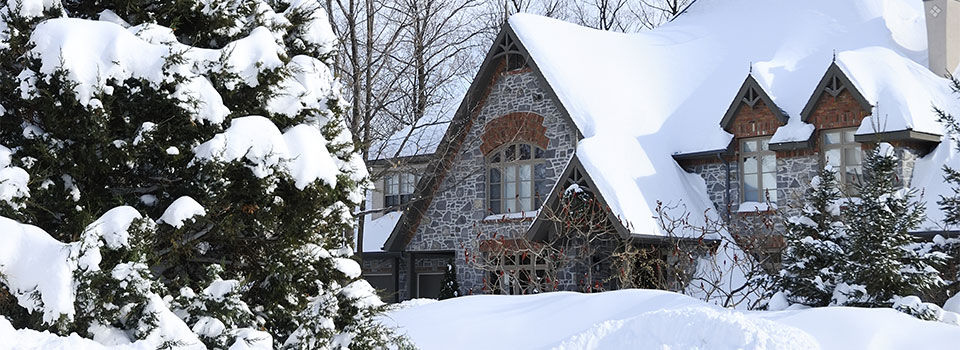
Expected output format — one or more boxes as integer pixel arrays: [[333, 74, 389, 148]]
[[719, 75, 788, 132], [800, 63, 873, 123], [526, 155, 631, 241], [383, 23, 582, 252]]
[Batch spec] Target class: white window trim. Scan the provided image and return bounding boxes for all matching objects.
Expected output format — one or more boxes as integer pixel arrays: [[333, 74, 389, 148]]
[[739, 136, 777, 203]]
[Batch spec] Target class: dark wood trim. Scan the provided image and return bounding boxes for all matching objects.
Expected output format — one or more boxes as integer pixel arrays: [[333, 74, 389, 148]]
[[526, 155, 631, 241], [719, 74, 788, 132], [769, 137, 813, 151], [671, 145, 733, 161], [393, 256, 400, 303], [853, 129, 942, 143], [407, 252, 416, 298], [800, 63, 873, 123], [367, 153, 436, 167]]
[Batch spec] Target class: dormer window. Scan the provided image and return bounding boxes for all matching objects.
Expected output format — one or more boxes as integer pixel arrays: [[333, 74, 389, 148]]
[[740, 137, 777, 203], [488, 143, 547, 214]]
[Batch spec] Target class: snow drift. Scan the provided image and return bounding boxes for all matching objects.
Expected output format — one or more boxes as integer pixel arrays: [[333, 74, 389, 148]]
[[384, 290, 960, 350]]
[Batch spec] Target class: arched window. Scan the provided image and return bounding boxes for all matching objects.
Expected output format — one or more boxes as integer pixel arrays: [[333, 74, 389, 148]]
[[488, 143, 548, 214]]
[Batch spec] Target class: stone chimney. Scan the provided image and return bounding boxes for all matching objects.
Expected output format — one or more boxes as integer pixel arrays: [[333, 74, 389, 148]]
[[925, 0, 960, 76]]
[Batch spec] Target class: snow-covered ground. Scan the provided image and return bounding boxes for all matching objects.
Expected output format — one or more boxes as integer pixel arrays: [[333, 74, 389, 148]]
[[382, 290, 960, 350]]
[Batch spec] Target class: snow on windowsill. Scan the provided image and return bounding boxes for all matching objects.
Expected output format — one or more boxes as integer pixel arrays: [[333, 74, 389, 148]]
[[736, 202, 777, 213], [483, 210, 540, 223]]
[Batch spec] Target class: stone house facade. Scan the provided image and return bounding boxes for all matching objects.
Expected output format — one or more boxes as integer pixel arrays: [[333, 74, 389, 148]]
[[361, 6, 959, 303]]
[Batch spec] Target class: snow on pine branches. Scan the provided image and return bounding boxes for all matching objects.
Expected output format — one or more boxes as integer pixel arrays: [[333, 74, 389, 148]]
[[777, 144, 949, 320], [0, 0, 403, 348]]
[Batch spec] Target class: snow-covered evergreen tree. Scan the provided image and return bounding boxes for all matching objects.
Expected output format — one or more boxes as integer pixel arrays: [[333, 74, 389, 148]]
[[438, 260, 460, 300], [777, 166, 845, 306], [835, 144, 946, 307], [0, 0, 404, 347]]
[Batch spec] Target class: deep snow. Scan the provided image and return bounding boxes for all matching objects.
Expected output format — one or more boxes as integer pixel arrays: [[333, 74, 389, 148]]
[[383, 290, 960, 350]]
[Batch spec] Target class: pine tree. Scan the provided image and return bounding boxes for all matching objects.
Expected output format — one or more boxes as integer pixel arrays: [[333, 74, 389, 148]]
[[438, 260, 461, 300], [836, 144, 946, 307], [778, 166, 845, 306], [932, 73, 960, 306], [0, 0, 405, 347]]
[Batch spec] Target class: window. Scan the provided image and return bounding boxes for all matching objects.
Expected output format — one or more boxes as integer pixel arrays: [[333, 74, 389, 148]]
[[488, 143, 548, 214], [487, 252, 549, 295], [740, 137, 777, 203], [384, 173, 417, 211], [822, 128, 862, 191]]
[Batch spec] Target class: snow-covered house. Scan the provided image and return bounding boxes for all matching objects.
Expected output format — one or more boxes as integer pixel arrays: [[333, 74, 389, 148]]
[[361, 0, 960, 302]]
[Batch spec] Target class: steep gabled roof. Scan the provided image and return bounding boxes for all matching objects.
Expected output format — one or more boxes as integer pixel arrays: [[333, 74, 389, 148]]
[[719, 74, 788, 132], [527, 155, 630, 241], [798, 62, 872, 124], [527, 155, 707, 242], [773, 49, 955, 144], [381, 24, 577, 252]]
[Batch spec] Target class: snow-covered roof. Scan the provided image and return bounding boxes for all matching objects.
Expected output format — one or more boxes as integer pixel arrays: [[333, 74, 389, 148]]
[[509, 0, 960, 236], [359, 211, 402, 252], [367, 116, 450, 161]]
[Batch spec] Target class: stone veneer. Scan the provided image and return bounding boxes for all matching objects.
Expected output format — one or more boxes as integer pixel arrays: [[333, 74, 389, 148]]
[[404, 68, 578, 294], [685, 144, 925, 236]]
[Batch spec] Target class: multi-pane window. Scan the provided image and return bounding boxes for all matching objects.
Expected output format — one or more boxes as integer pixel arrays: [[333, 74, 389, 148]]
[[487, 252, 549, 295], [740, 137, 777, 203], [488, 143, 548, 214], [384, 173, 417, 210], [822, 128, 862, 191]]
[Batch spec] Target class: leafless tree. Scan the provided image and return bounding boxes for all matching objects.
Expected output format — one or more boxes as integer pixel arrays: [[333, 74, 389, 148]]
[[470, 187, 698, 295], [653, 200, 779, 309], [572, 0, 636, 32], [635, 0, 693, 30]]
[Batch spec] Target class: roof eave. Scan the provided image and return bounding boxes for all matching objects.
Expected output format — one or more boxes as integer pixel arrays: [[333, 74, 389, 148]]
[[671, 146, 734, 161], [769, 137, 814, 151], [853, 129, 942, 143]]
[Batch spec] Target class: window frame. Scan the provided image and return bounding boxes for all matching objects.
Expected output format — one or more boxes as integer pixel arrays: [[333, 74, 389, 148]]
[[487, 251, 549, 295], [486, 142, 547, 214], [820, 127, 862, 192], [739, 136, 778, 203], [384, 172, 418, 211]]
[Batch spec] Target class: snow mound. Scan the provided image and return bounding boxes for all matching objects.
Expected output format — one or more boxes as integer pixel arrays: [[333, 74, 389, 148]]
[[158, 196, 207, 228], [0, 216, 78, 324], [0, 317, 112, 350], [384, 289, 960, 350], [555, 306, 817, 350]]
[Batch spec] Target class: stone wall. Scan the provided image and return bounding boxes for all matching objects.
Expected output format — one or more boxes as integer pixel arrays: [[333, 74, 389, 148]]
[[404, 68, 578, 295], [775, 153, 820, 217], [685, 145, 924, 236]]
